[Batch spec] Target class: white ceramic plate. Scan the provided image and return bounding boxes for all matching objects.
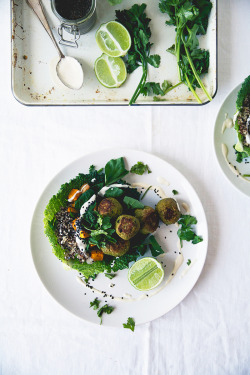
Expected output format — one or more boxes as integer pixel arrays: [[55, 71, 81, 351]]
[[214, 84, 250, 197], [30, 149, 208, 326]]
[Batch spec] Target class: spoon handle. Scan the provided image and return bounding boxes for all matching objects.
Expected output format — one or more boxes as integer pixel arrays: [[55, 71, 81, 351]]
[[26, 0, 64, 58]]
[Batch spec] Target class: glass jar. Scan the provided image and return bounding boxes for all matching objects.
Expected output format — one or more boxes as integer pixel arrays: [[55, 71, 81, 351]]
[[51, 0, 96, 47]]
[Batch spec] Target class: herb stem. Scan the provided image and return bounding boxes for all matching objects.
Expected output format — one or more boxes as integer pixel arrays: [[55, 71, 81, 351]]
[[183, 44, 212, 101], [129, 63, 147, 105], [184, 73, 202, 104]]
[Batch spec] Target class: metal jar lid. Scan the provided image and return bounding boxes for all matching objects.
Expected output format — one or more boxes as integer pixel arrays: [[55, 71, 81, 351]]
[[51, 0, 96, 47]]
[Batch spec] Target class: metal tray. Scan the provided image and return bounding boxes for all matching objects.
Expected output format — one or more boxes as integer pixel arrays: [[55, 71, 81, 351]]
[[11, 0, 217, 106]]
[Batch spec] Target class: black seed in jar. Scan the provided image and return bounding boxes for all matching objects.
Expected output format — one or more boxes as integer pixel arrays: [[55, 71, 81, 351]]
[[55, 0, 92, 20]]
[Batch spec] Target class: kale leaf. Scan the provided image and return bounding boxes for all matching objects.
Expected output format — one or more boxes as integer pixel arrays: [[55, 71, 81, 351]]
[[105, 157, 129, 186]]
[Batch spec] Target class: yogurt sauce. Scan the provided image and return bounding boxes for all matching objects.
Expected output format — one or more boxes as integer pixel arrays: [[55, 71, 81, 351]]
[[221, 113, 233, 134], [221, 143, 250, 183], [98, 184, 129, 197]]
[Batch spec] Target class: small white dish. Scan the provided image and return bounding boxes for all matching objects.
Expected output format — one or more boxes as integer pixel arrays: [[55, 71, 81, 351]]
[[30, 149, 208, 326], [214, 84, 250, 197]]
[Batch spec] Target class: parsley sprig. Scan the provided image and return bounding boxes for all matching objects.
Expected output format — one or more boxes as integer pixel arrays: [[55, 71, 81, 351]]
[[116, 4, 161, 105]]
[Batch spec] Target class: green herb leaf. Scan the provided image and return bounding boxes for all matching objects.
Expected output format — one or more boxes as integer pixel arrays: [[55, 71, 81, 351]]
[[123, 196, 144, 210], [148, 235, 164, 257], [187, 259, 191, 266], [90, 297, 101, 310], [105, 273, 117, 279], [75, 189, 95, 211], [236, 75, 250, 111], [107, 0, 123, 4], [123, 317, 135, 331], [116, 4, 160, 105], [97, 304, 114, 325], [105, 187, 124, 198], [177, 214, 203, 245], [172, 190, 178, 195], [105, 157, 129, 186], [233, 144, 249, 163], [130, 161, 151, 175]]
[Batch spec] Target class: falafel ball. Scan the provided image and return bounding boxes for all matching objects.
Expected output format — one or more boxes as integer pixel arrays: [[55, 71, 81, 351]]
[[98, 197, 122, 219], [101, 238, 130, 257], [134, 206, 159, 234], [156, 198, 181, 225], [115, 215, 140, 240]]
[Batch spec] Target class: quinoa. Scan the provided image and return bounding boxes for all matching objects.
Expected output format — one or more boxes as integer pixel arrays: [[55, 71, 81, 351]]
[[55, 207, 87, 263], [238, 94, 250, 147]]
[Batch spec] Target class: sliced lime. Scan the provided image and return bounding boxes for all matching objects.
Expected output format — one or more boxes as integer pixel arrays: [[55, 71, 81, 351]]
[[94, 54, 127, 88], [128, 257, 164, 291], [96, 21, 131, 57]]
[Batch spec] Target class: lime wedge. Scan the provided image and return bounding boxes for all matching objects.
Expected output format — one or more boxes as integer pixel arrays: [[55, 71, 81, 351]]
[[128, 257, 164, 291], [94, 54, 127, 88], [96, 21, 131, 57]]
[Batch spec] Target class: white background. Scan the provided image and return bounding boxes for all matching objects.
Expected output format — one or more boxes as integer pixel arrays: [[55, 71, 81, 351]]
[[1, 0, 250, 374]]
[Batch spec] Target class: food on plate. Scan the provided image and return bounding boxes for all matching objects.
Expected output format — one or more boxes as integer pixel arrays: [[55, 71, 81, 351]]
[[95, 21, 131, 57], [158, 0, 212, 104], [134, 206, 159, 234], [44, 156, 203, 285], [156, 198, 181, 225], [98, 197, 123, 219], [94, 54, 127, 88], [128, 257, 164, 291], [101, 238, 130, 256], [115, 215, 140, 240], [233, 76, 250, 159]]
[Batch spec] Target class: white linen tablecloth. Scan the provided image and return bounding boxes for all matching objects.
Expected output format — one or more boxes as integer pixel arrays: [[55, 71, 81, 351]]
[[1, 1, 250, 374]]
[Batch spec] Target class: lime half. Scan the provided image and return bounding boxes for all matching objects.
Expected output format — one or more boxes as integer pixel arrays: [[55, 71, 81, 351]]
[[128, 257, 164, 291], [96, 21, 131, 57], [94, 54, 127, 88]]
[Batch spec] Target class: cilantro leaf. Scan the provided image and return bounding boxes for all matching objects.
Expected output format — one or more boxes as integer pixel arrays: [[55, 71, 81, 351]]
[[90, 297, 100, 310], [130, 161, 151, 175], [123, 317, 135, 332], [97, 304, 114, 325], [172, 190, 178, 195], [177, 214, 203, 246], [123, 196, 144, 210], [116, 4, 161, 105], [187, 259, 191, 265], [148, 235, 164, 257], [159, 0, 212, 103]]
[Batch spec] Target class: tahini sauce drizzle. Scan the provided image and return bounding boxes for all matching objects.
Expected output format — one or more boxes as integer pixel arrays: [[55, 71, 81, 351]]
[[221, 144, 250, 183]]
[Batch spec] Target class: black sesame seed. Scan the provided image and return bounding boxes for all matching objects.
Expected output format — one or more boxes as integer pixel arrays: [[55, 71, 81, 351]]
[[172, 273, 174, 276]]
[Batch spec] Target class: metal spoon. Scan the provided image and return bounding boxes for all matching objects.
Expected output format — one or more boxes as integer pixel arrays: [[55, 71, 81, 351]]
[[26, 0, 84, 90]]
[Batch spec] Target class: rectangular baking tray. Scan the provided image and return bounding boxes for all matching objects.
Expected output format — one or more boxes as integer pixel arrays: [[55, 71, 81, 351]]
[[11, 0, 217, 106]]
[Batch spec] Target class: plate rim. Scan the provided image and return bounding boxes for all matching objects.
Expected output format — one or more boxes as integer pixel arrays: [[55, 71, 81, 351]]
[[30, 148, 208, 326], [213, 82, 250, 198]]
